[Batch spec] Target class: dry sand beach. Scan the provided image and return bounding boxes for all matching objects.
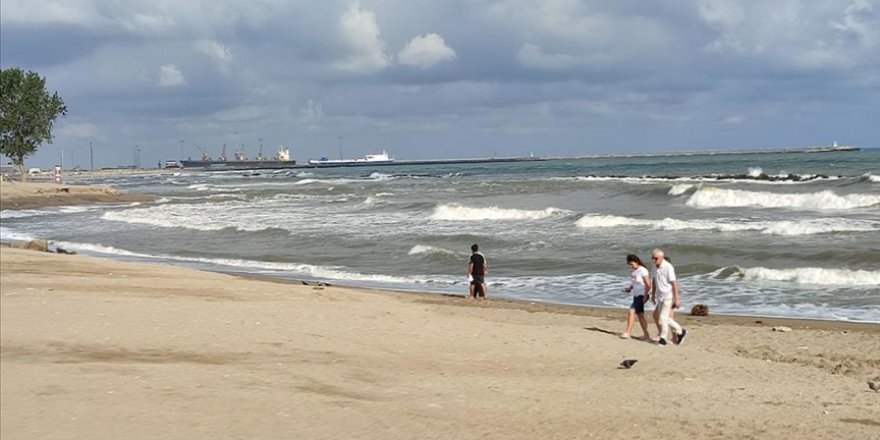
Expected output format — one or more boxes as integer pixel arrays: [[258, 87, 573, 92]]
[[1, 183, 879, 439], [0, 179, 152, 210]]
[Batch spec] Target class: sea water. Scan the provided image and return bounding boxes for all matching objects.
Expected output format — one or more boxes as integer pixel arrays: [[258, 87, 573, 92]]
[[2, 150, 879, 322]]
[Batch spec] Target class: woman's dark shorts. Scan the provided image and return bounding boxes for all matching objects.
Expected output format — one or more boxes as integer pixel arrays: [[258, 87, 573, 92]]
[[630, 295, 646, 314]]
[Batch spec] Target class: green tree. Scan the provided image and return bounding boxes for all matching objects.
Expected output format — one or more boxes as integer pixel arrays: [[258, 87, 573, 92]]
[[0, 67, 67, 181]]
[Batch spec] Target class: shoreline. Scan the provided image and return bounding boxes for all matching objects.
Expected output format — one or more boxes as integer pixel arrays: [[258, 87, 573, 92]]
[[0, 177, 874, 325], [239, 271, 880, 330]]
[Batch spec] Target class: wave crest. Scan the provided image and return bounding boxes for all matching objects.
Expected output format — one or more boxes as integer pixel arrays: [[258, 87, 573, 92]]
[[717, 266, 880, 287], [575, 214, 878, 236], [686, 187, 880, 210], [431, 204, 564, 221], [408, 245, 458, 257]]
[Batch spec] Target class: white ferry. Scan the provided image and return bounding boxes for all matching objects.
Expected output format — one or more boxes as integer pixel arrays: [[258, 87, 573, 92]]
[[308, 151, 395, 167]]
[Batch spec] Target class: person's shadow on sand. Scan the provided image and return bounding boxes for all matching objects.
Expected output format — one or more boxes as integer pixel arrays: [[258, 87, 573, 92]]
[[583, 327, 654, 344]]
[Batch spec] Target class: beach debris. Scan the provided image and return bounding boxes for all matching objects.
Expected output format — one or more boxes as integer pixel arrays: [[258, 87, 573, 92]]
[[868, 377, 880, 392], [771, 326, 792, 332], [691, 304, 710, 316], [55, 247, 77, 255], [619, 359, 638, 369], [10, 239, 49, 252]]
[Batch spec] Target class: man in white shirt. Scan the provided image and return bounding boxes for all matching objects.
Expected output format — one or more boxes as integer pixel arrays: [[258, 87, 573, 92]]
[[650, 249, 687, 345]]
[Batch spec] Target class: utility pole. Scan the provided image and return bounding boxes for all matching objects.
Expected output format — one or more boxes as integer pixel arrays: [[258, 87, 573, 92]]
[[179, 139, 185, 159], [89, 142, 94, 170], [133, 145, 141, 168], [338, 136, 343, 161]]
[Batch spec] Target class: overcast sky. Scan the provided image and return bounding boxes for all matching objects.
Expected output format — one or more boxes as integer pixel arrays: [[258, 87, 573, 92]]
[[2, 0, 878, 168]]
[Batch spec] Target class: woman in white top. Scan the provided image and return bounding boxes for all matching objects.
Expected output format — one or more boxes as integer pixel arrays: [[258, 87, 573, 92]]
[[621, 254, 652, 339]]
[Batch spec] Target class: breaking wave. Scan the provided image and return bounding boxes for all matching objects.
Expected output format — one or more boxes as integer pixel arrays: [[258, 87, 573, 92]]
[[715, 266, 880, 287], [555, 172, 838, 185], [668, 184, 695, 196], [408, 244, 458, 257], [0, 227, 38, 242], [575, 214, 878, 236], [431, 204, 565, 221], [101, 205, 277, 232], [686, 187, 880, 210]]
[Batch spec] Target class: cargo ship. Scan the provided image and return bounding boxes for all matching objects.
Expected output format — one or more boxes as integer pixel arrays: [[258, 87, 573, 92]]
[[181, 146, 297, 169], [307, 151, 394, 167]]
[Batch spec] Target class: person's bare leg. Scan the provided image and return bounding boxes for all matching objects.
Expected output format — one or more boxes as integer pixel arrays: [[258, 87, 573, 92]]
[[480, 282, 488, 299], [468, 283, 475, 300], [637, 313, 650, 339], [621, 309, 635, 338]]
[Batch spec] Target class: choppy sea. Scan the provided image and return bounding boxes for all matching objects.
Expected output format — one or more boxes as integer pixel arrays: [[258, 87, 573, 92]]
[[2, 150, 879, 322]]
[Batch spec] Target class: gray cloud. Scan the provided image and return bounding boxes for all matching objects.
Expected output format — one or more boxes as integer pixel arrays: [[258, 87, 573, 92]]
[[1, 0, 877, 168]]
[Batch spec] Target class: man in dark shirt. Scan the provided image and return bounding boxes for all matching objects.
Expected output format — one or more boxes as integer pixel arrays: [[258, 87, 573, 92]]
[[467, 244, 488, 300]]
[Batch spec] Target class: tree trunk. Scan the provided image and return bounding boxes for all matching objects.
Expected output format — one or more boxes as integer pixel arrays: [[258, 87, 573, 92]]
[[18, 160, 26, 182]]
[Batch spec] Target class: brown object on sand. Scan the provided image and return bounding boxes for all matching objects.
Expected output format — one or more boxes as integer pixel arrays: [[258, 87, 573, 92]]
[[691, 304, 710, 316], [9, 239, 49, 252]]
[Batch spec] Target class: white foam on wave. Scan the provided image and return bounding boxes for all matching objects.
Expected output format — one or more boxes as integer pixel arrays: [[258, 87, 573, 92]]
[[866, 173, 880, 183], [101, 204, 276, 232], [0, 227, 38, 242], [54, 240, 414, 284], [575, 214, 878, 236], [0, 209, 50, 219], [686, 187, 880, 210], [0, 204, 106, 219], [747, 167, 763, 178], [553, 174, 836, 186], [431, 203, 564, 221], [668, 184, 695, 196], [367, 172, 393, 180], [408, 244, 458, 257], [576, 215, 650, 228], [718, 266, 880, 287], [186, 183, 243, 193]]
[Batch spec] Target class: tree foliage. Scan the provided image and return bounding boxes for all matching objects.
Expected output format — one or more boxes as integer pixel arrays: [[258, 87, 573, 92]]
[[0, 67, 67, 180]]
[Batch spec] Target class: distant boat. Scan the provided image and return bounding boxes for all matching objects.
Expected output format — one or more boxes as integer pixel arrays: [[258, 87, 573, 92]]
[[308, 151, 395, 167], [164, 160, 182, 169], [181, 146, 297, 169]]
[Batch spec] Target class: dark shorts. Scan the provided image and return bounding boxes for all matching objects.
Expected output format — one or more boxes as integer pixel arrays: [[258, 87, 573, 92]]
[[630, 295, 645, 314], [470, 275, 485, 285]]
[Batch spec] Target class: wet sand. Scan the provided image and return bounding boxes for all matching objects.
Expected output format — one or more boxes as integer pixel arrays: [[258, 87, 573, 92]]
[[2, 247, 878, 440]]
